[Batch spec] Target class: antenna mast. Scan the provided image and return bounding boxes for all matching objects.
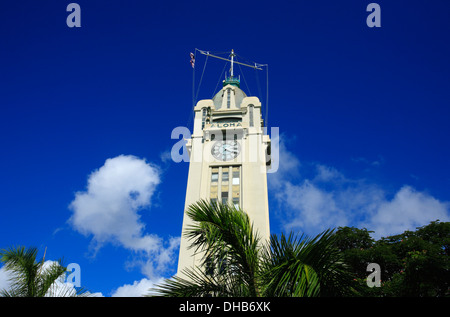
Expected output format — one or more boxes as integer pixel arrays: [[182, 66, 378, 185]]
[[230, 49, 235, 77], [192, 48, 269, 125], [196, 49, 263, 71]]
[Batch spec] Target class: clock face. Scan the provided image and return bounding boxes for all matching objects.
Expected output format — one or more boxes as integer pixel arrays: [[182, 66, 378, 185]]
[[211, 140, 240, 161]]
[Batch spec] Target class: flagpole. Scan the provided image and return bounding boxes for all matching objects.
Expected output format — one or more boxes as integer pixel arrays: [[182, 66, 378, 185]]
[[192, 50, 196, 109], [230, 49, 235, 77]]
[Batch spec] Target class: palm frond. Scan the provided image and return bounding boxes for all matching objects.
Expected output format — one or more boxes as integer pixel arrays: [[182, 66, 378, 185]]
[[150, 266, 243, 297], [184, 199, 262, 296], [261, 229, 353, 297], [37, 260, 67, 297], [151, 200, 263, 297], [0, 246, 40, 297], [0, 246, 92, 297], [151, 200, 355, 298]]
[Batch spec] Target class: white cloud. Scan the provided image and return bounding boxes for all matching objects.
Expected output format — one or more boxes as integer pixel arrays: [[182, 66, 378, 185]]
[[366, 185, 450, 238], [280, 181, 348, 232], [270, 140, 450, 239], [159, 149, 173, 164], [268, 133, 300, 190], [124, 236, 181, 281], [69, 155, 161, 253], [68, 155, 180, 289], [111, 277, 164, 297], [151, 236, 181, 277], [313, 164, 345, 183]]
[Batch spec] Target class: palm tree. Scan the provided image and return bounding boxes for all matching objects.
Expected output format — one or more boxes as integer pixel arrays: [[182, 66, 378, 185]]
[[0, 246, 89, 297], [150, 200, 356, 297]]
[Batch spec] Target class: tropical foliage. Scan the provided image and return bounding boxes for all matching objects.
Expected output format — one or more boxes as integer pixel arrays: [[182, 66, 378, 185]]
[[150, 200, 355, 297], [0, 246, 89, 297], [333, 221, 450, 297]]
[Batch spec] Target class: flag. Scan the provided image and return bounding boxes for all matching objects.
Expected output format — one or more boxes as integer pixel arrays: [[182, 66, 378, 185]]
[[190, 52, 195, 68]]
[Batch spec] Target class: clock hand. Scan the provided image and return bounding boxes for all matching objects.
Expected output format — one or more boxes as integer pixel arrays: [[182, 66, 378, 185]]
[[223, 147, 238, 153]]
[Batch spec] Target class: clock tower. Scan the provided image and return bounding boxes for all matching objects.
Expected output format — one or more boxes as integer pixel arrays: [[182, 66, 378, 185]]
[[177, 50, 271, 277]]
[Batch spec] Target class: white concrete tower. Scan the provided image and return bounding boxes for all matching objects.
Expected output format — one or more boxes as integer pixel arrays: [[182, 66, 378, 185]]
[[177, 51, 271, 277]]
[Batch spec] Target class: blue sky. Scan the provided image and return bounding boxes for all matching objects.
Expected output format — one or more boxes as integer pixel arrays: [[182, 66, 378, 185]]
[[1, 0, 449, 296]]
